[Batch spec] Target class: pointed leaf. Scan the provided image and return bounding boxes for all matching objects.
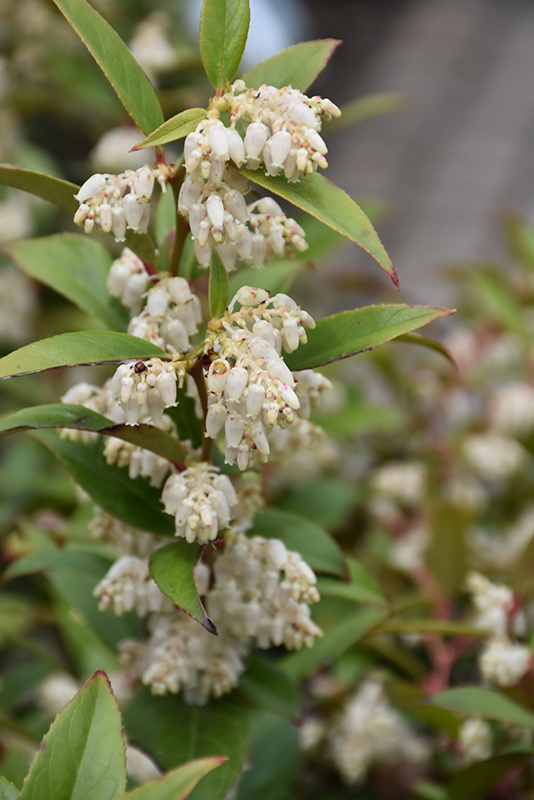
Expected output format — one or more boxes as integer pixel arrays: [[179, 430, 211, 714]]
[[285, 304, 455, 370], [282, 606, 387, 680], [0, 404, 186, 464], [429, 687, 534, 728], [123, 692, 254, 800], [51, 0, 164, 136], [149, 541, 215, 632], [240, 169, 397, 284], [200, 0, 250, 91], [19, 672, 126, 800], [133, 109, 208, 150], [241, 39, 340, 91], [0, 331, 166, 380], [233, 714, 299, 800], [317, 558, 386, 605], [4, 234, 129, 330], [120, 757, 226, 800], [0, 164, 78, 211], [33, 429, 175, 537], [0, 776, 18, 800], [239, 655, 300, 720], [248, 509, 345, 576], [209, 251, 230, 319]]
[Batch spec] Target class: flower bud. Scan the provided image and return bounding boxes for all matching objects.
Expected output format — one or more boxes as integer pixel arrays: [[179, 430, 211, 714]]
[[134, 166, 155, 198], [207, 122, 229, 159], [75, 173, 106, 203], [225, 413, 245, 447], [123, 194, 144, 230], [244, 122, 269, 159], [246, 383, 266, 417], [206, 403, 227, 437], [194, 240, 211, 268], [98, 203, 112, 233], [206, 195, 225, 228], [223, 190, 248, 223], [227, 367, 249, 401], [304, 129, 327, 155], [287, 102, 318, 129], [256, 197, 283, 216], [189, 203, 207, 237], [215, 242, 238, 271], [74, 203, 90, 225], [236, 286, 270, 307], [269, 130, 292, 167], [147, 288, 168, 317], [178, 177, 203, 214], [227, 128, 245, 166], [207, 359, 230, 394], [111, 207, 127, 242], [251, 233, 267, 268]]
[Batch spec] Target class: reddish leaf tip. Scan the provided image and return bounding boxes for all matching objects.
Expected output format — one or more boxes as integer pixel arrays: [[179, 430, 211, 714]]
[[202, 616, 218, 636]]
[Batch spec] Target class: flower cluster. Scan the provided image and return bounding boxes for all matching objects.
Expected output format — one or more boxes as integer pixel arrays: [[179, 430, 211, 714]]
[[109, 357, 182, 424], [128, 275, 202, 353], [205, 286, 330, 469], [107, 248, 150, 313], [60, 380, 124, 443], [328, 679, 430, 784], [179, 80, 340, 270], [161, 462, 238, 543], [93, 554, 173, 617], [73, 163, 176, 241], [467, 572, 531, 687]]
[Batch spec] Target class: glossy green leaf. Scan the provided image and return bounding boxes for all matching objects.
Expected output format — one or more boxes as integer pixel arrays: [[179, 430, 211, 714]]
[[240, 169, 397, 284], [200, 0, 250, 90], [0, 331, 165, 380], [209, 251, 230, 319], [0, 776, 18, 800], [285, 304, 455, 370], [429, 687, 534, 728], [248, 508, 345, 576], [19, 672, 126, 800], [282, 606, 386, 680], [51, 0, 164, 136], [241, 39, 340, 91], [233, 714, 299, 800], [448, 753, 532, 800], [123, 692, 253, 800], [33, 429, 175, 537], [120, 757, 226, 800], [4, 546, 113, 581], [133, 109, 208, 150], [0, 164, 78, 211], [239, 655, 300, 720], [324, 92, 410, 133], [317, 558, 386, 605], [149, 542, 215, 632], [0, 404, 186, 464], [4, 234, 129, 330]]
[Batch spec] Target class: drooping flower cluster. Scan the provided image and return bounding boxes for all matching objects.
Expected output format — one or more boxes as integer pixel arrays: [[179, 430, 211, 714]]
[[205, 286, 331, 469], [161, 462, 238, 543], [458, 718, 493, 765], [73, 163, 176, 242], [467, 571, 531, 686], [60, 380, 125, 443], [179, 80, 340, 270], [104, 414, 177, 488], [109, 357, 183, 425], [93, 554, 174, 617], [107, 248, 151, 313], [328, 679, 430, 784], [127, 275, 202, 353]]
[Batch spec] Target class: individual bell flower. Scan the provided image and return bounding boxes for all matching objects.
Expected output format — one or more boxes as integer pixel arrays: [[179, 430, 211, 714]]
[[479, 637, 531, 687], [109, 358, 181, 425], [161, 462, 238, 543], [294, 370, 333, 417], [93, 555, 172, 617], [107, 248, 151, 313], [127, 275, 202, 353]]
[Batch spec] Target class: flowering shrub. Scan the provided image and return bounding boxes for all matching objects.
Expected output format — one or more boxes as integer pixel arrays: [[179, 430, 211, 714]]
[[4, 0, 534, 798]]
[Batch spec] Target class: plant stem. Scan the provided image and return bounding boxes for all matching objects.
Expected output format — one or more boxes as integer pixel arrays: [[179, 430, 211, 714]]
[[190, 358, 212, 461], [169, 164, 188, 276]]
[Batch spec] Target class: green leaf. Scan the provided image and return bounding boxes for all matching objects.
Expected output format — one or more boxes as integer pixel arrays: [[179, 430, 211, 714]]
[[123, 692, 253, 800], [317, 558, 386, 605], [209, 251, 230, 319], [0, 331, 165, 380], [241, 39, 340, 92], [0, 164, 78, 211], [324, 92, 410, 133], [429, 687, 534, 728], [0, 404, 186, 464], [447, 753, 532, 800], [4, 234, 129, 331], [240, 169, 397, 285], [278, 478, 355, 530], [19, 672, 126, 800], [133, 109, 208, 150], [396, 333, 458, 368], [248, 508, 345, 576], [33, 430, 175, 537], [0, 776, 18, 800], [282, 606, 386, 680], [229, 260, 298, 298], [377, 619, 482, 636], [4, 546, 113, 581], [120, 757, 226, 800], [149, 542, 215, 633], [285, 304, 455, 370], [200, 0, 251, 91], [51, 0, 164, 136], [239, 655, 300, 720], [233, 714, 299, 800]]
